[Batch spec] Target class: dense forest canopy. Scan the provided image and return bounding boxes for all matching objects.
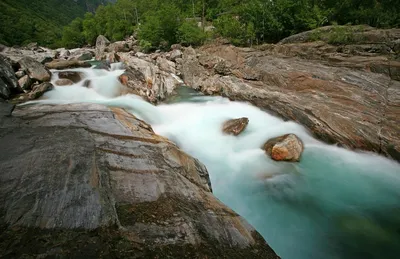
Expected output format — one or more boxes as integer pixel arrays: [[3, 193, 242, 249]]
[[0, 0, 116, 47], [1, 0, 399, 49]]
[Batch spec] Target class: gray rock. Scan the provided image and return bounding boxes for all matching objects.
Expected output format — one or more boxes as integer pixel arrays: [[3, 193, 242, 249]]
[[15, 70, 26, 79], [18, 75, 33, 91], [18, 56, 51, 82], [95, 35, 110, 60], [0, 98, 14, 117], [0, 103, 279, 258], [45, 60, 91, 70], [0, 54, 20, 99], [170, 49, 183, 61]]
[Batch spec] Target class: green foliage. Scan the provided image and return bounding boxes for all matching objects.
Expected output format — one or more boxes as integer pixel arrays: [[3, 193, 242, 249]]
[[177, 21, 207, 46], [0, 0, 111, 47], [2, 0, 399, 49]]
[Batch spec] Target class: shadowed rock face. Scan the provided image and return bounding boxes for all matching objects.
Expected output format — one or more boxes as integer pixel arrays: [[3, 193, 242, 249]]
[[0, 103, 278, 258], [179, 43, 400, 162]]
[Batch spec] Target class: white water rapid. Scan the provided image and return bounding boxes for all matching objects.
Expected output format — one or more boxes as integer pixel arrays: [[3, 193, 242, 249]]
[[25, 65, 400, 259]]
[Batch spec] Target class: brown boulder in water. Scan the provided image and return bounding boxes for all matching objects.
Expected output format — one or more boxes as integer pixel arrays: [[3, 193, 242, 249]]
[[222, 117, 249, 136], [263, 134, 304, 162], [58, 71, 84, 83], [55, 79, 74, 86]]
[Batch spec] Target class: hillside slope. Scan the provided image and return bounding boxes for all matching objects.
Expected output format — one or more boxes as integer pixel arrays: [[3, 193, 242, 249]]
[[0, 0, 115, 47]]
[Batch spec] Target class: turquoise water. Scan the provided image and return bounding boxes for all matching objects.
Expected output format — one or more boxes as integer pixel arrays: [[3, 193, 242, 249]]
[[29, 68, 400, 259]]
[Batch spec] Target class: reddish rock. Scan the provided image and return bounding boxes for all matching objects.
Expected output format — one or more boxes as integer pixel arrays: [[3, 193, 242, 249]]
[[263, 134, 304, 162]]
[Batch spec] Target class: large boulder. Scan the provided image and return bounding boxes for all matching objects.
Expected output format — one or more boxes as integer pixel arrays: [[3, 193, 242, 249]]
[[222, 117, 249, 136], [0, 103, 279, 258], [58, 71, 84, 83], [117, 52, 183, 102], [18, 56, 51, 82], [18, 75, 33, 91], [0, 55, 20, 99], [45, 60, 91, 70], [95, 35, 110, 60], [263, 134, 304, 162]]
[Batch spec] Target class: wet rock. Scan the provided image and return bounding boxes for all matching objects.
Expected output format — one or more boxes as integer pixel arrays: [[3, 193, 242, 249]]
[[0, 103, 279, 258], [222, 117, 249, 136], [18, 75, 33, 91], [45, 60, 91, 70], [28, 82, 53, 100], [0, 54, 20, 99], [0, 44, 7, 52], [55, 79, 74, 86], [58, 71, 84, 83], [25, 42, 39, 50], [82, 79, 92, 88], [39, 56, 53, 64], [263, 134, 304, 162], [95, 35, 110, 60], [0, 98, 14, 117], [18, 56, 51, 82], [93, 60, 111, 70]]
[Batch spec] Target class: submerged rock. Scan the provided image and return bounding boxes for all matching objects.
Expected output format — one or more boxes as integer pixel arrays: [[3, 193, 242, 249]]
[[222, 117, 249, 136], [263, 134, 304, 162], [0, 103, 279, 258], [18, 56, 51, 82]]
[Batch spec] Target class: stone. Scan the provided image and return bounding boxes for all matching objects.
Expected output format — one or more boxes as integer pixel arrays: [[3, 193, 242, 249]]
[[222, 117, 249, 136], [0, 103, 279, 258], [171, 44, 182, 50], [58, 71, 84, 83], [0, 54, 20, 99], [39, 56, 53, 64], [82, 79, 92, 88], [25, 42, 39, 50], [0, 98, 15, 117], [55, 79, 74, 86], [18, 56, 51, 82], [15, 70, 25, 79], [93, 61, 111, 70], [28, 82, 53, 100], [45, 60, 91, 70], [18, 75, 33, 91], [263, 134, 304, 162], [107, 41, 129, 53], [170, 49, 183, 61], [117, 53, 183, 102], [95, 35, 110, 60]]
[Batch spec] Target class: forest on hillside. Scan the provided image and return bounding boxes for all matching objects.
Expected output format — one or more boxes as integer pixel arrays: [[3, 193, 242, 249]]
[[0, 0, 115, 47], [1, 0, 399, 49]]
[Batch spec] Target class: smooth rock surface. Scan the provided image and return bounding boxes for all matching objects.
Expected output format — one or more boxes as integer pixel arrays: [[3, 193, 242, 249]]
[[18, 56, 51, 82], [58, 71, 84, 83], [263, 134, 304, 162], [55, 79, 74, 86], [0, 103, 278, 258], [95, 35, 110, 60]]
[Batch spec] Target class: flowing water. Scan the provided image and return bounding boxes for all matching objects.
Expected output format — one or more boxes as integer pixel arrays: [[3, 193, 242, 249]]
[[26, 65, 400, 259]]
